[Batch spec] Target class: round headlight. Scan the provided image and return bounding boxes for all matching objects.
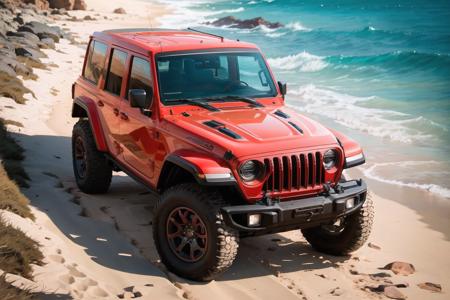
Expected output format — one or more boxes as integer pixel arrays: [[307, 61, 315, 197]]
[[239, 160, 263, 182], [323, 149, 338, 170]]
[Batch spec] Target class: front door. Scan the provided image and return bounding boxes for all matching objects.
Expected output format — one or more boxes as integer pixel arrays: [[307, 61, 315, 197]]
[[99, 47, 128, 159], [118, 55, 158, 182]]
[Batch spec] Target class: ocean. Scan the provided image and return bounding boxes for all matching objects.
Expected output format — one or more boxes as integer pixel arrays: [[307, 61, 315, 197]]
[[156, 0, 450, 199]]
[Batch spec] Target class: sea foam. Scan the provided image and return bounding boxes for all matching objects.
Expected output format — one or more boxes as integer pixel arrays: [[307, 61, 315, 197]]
[[287, 84, 443, 145], [267, 51, 328, 72], [362, 161, 450, 199]]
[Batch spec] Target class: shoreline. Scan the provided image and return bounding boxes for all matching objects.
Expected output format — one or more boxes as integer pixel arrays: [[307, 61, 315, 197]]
[[0, 0, 449, 299]]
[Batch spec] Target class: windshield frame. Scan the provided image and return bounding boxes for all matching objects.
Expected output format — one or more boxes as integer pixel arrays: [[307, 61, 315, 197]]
[[155, 49, 278, 106]]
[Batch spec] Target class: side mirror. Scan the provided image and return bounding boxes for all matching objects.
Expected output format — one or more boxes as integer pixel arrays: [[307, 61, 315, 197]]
[[278, 81, 287, 98], [129, 89, 153, 110]]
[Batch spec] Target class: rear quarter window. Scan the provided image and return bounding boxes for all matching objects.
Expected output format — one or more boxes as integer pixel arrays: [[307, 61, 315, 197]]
[[105, 49, 128, 96], [83, 40, 108, 84]]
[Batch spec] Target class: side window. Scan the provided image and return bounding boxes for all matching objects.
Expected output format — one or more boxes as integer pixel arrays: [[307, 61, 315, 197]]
[[105, 48, 128, 96], [127, 56, 153, 101], [84, 40, 107, 84]]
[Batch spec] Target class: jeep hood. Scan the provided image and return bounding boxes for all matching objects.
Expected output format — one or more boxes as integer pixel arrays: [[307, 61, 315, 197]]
[[164, 106, 339, 157]]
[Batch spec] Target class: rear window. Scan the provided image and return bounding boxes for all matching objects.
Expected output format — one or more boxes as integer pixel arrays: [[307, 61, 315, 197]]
[[83, 40, 107, 84], [105, 49, 128, 96]]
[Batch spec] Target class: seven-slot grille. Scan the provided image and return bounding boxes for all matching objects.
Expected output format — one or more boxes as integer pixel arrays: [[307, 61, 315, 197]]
[[263, 152, 326, 193]]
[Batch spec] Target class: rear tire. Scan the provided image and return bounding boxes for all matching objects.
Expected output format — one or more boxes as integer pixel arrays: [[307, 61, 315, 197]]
[[153, 183, 239, 281], [301, 193, 374, 255], [72, 120, 112, 194]]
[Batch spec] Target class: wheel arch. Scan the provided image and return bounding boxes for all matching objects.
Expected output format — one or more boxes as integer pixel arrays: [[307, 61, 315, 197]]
[[157, 151, 237, 192], [72, 97, 108, 152]]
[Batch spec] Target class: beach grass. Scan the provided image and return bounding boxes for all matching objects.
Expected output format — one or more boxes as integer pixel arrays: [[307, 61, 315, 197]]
[[0, 120, 29, 188], [0, 274, 33, 300]]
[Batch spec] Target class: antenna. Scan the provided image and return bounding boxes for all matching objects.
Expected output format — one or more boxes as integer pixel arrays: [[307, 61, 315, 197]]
[[187, 27, 224, 42]]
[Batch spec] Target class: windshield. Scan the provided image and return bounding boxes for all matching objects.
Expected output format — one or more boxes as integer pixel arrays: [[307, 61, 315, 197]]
[[156, 51, 277, 103]]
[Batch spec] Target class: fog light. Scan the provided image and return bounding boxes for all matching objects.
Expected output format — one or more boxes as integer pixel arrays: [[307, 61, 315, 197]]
[[346, 198, 355, 209], [248, 214, 261, 227]]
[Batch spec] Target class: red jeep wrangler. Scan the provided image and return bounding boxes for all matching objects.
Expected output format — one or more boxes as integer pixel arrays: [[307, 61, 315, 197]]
[[71, 28, 372, 281]]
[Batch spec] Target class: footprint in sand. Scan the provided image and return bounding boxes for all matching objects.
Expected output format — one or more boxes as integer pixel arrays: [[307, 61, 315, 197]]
[[49, 254, 65, 263], [74, 281, 89, 292], [90, 286, 109, 298], [59, 274, 75, 284], [67, 265, 86, 278], [81, 278, 98, 287]]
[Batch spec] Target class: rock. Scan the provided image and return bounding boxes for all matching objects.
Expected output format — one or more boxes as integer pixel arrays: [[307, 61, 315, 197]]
[[73, 0, 86, 10], [0, 60, 16, 77], [83, 15, 95, 21], [206, 16, 283, 29], [13, 14, 24, 25], [18, 21, 61, 42], [113, 7, 126, 14], [368, 242, 381, 250], [39, 37, 55, 49], [330, 287, 343, 296], [22, 0, 49, 10], [6, 30, 39, 42], [15, 46, 46, 59], [51, 8, 68, 15], [48, 0, 75, 10], [417, 282, 442, 293], [384, 286, 406, 300], [8, 35, 41, 50], [369, 272, 392, 280], [383, 262, 415, 276], [0, 65, 34, 103]]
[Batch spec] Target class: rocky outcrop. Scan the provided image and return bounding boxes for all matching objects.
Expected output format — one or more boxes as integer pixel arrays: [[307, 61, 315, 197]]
[[18, 20, 63, 42], [113, 7, 126, 14], [22, 0, 49, 10], [73, 0, 86, 10], [206, 16, 283, 29], [0, 0, 66, 103], [48, 0, 73, 10]]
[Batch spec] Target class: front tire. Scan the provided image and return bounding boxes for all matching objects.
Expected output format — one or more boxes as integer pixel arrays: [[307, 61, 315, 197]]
[[301, 193, 374, 255], [153, 183, 239, 281], [72, 120, 112, 194]]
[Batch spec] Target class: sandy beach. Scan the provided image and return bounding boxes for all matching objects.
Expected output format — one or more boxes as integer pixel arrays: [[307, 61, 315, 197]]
[[0, 0, 449, 299]]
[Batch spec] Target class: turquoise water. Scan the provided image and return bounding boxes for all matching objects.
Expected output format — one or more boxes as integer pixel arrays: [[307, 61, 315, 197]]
[[157, 0, 450, 198]]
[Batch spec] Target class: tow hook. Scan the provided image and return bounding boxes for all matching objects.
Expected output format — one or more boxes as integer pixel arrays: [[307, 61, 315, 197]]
[[334, 184, 344, 194]]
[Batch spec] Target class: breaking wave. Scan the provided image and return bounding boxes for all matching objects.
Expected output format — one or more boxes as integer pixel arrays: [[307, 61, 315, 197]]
[[362, 161, 450, 199], [267, 51, 328, 72]]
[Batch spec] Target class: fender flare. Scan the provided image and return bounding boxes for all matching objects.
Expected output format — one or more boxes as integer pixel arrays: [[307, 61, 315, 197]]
[[158, 150, 236, 189], [72, 96, 108, 152], [328, 128, 365, 168]]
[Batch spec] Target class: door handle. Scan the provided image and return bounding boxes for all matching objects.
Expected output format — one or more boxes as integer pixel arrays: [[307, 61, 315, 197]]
[[97, 100, 104, 107], [113, 108, 119, 116], [120, 112, 129, 121]]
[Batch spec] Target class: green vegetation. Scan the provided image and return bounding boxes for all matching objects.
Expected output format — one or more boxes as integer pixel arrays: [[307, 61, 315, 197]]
[[0, 119, 29, 188]]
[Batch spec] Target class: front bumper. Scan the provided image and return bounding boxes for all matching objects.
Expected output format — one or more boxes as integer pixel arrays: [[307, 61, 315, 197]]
[[221, 179, 367, 235]]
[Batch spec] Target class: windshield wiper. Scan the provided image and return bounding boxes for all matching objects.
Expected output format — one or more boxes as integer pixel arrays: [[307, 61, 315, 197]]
[[171, 98, 220, 112], [205, 95, 264, 108]]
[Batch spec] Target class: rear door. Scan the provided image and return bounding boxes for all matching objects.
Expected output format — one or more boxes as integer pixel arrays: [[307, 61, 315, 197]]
[[98, 47, 129, 159], [118, 55, 158, 183]]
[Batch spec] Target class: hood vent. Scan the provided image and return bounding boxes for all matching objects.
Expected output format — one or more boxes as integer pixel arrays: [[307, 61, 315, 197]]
[[274, 110, 290, 119], [203, 120, 242, 139], [288, 121, 304, 134], [203, 120, 223, 128]]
